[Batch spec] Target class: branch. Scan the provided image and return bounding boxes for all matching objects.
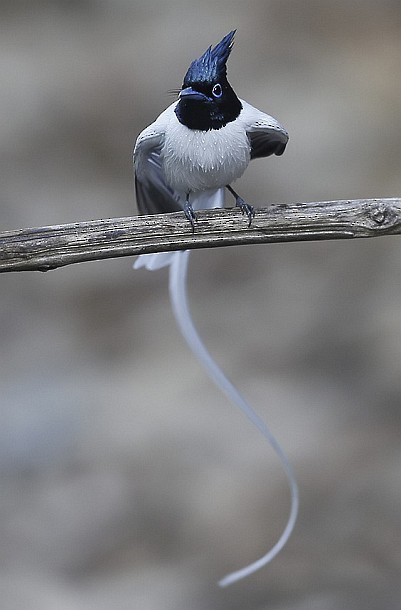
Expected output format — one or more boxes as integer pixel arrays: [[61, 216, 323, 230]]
[[0, 198, 400, 273]]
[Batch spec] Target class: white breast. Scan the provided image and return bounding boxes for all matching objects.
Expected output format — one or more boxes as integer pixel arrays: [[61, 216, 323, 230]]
[[162, 116, 251, 194]]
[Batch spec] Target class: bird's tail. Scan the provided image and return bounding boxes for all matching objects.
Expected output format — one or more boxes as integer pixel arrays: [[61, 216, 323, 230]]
[[135, 249, 299, 587], [133, 188, 224, 272]]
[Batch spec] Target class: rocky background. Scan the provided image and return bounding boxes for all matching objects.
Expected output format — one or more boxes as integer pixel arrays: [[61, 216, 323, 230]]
[[1, 1, 400, 609]]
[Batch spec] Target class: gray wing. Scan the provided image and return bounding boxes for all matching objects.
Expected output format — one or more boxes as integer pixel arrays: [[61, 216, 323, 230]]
[[249, 129, 288, 159], [135, 147, 182, 215], [134, 109, 182, 215], [240, 99, 289, 160]]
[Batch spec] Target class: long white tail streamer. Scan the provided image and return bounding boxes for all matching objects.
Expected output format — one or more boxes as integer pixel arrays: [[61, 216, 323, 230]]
[[167, 249, 299, 587]]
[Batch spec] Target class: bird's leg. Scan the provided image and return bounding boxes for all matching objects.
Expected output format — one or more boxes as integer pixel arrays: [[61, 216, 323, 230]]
[[226, 185, 255, 227], [183, 192, 197, 232]]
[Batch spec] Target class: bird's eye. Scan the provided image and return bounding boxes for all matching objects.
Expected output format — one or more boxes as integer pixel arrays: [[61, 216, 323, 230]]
[[212, 83, 223, 98]]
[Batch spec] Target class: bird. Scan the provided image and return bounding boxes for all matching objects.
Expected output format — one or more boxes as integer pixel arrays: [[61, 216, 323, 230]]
[[133, 29, 289, 240], [133, 32, 298, 588]]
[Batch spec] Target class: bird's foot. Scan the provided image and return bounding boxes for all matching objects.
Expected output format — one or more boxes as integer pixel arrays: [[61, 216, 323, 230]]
[[235, 197, 255, 227], [226, 184, 255, 227], [184, 200, 197, 232]]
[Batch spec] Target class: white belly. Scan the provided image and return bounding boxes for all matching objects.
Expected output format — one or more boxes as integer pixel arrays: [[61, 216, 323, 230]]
[[162, 119, 251, 194]]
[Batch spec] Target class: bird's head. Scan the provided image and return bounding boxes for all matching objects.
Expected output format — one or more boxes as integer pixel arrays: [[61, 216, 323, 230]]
[[175, 30, 242, 131]]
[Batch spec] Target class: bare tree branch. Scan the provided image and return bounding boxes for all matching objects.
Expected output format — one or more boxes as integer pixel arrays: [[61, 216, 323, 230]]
[[0, 198, 400, 273]]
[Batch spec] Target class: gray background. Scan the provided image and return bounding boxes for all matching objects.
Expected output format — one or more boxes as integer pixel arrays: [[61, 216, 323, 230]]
[[1, 1, 400, 609]]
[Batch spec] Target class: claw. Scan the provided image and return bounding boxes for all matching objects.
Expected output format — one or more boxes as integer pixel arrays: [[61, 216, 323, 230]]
[[226, 184, 256, 227], [236, 197, 255, 227], [184, 199, 197, 232]]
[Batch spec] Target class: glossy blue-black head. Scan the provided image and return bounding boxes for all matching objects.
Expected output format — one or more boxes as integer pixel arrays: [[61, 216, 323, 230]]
[[183, 30, 235, 85], [175, 31, 242, 131]]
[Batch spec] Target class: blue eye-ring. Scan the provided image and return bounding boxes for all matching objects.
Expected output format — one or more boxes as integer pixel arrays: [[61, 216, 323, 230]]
[[212, 83, 223, 98]]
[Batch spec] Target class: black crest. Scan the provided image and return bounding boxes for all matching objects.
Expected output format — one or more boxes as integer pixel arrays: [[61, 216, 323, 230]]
[[183, 30, 236, 86]]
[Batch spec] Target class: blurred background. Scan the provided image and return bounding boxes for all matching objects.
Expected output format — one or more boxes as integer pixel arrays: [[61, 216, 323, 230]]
[[1, 1, 401, 609]]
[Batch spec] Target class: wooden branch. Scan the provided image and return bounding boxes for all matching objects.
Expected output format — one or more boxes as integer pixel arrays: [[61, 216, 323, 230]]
[[0, 198, 400, 273]]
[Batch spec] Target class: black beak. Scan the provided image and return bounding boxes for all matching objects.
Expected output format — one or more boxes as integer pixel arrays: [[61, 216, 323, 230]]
[[179, 87, 208, 102]]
